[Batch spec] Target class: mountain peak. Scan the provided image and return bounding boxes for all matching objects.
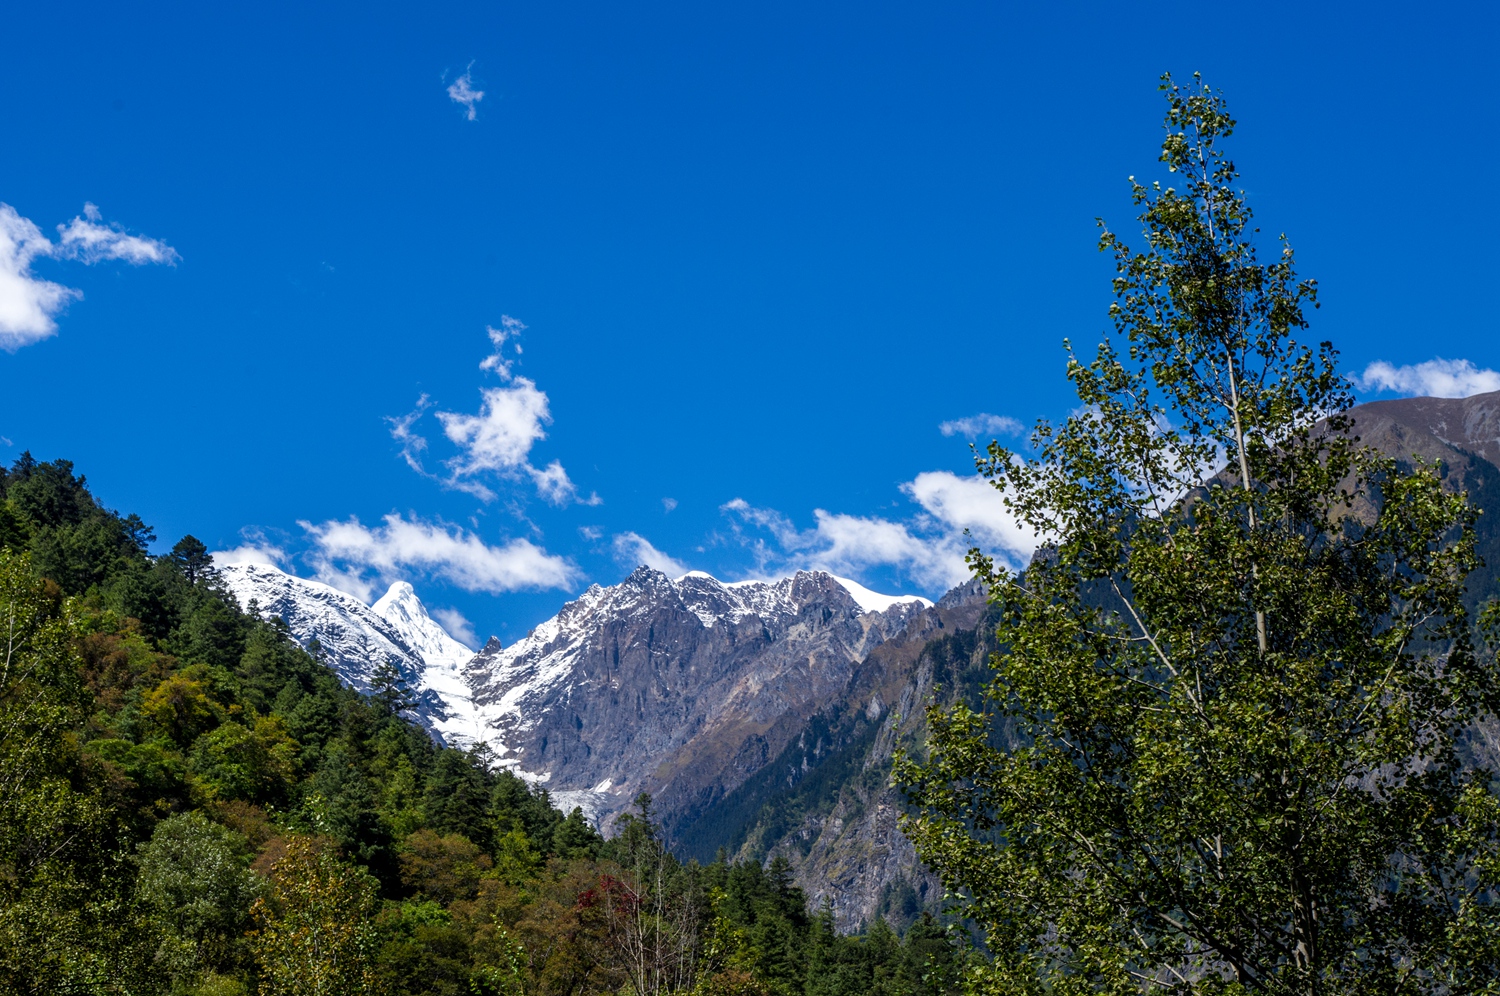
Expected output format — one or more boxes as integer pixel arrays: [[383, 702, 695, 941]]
[[381, 579, 419, 600], [370, 581, 473, 667], [219, 563, 487, 746], [372, 579, 427, 621]]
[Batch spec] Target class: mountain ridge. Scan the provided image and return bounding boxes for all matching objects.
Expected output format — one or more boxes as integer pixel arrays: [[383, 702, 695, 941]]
[[218, 560, 939, 835], [214, 388, 1500, 931]]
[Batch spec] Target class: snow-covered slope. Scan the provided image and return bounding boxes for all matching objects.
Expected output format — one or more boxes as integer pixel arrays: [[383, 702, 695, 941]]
[[219, 563, 487, 746], [218, 559, 935, 830], [368, 581, 487, 743], [460, 566, 934, 826]]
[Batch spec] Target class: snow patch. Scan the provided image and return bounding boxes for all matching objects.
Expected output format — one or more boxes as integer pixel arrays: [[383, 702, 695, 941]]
[[829, 575, 932, 613]]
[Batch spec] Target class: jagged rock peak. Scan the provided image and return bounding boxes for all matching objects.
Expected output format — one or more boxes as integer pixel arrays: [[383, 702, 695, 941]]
[[459, 564, 934, 827], [936, 575, 988, 611]]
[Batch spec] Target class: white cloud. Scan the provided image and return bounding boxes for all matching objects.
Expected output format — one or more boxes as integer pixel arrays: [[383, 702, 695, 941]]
[[54, 203, 179, 264], [480, 315, 525, 377], [432, 606, 479, 649], [722, 498, 969, 590], [662, 497, 678, 513], [387, 394, 431, 473], [804, 509, 969, 589], [209, 543, 290, 568], [392, 323, 595, 506], [902, 471, 1038, 563], [447, 65, 484, 121], [438, 380, 552, 487], [0, 202, 176, 351], [0, 206, 76, 350], [1354, 358, 1500, 399], [721, 471, 1039, 593], [939, 413, 1024, 438], [578, 525, 603, 541], [300, 513, 579, 598], [530, 459, 600, 506], [612, 532, 691, 576]]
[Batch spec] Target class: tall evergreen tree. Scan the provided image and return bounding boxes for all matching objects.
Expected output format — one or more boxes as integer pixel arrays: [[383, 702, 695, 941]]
[[167, 535, 216, 586]]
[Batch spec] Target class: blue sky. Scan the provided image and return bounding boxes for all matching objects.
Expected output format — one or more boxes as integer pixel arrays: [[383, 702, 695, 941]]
[[2, 2, 1497, 645]]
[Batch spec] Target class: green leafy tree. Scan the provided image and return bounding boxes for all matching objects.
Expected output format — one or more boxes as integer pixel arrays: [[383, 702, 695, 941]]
[[136, 811, 261, 986], [897, 75, 1500, 995], [250, 836, 381, 996], [396, 829, 492, 903], [189, 715, 299, 803]]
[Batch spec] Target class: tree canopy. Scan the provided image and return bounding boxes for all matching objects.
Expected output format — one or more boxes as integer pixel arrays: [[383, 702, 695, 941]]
[[898, 74, 1500, 996]]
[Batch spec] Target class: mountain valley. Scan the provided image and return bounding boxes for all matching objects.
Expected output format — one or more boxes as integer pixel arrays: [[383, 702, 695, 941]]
[[220, 388, 1500, 929]]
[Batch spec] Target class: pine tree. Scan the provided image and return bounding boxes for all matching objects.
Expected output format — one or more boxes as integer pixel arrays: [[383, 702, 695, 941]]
[[168, 534, 216, 586]]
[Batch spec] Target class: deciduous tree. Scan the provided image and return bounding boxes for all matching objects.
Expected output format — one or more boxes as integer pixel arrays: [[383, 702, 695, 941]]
[[250, 836, 381, 996], [898, 74, 1500, 995]]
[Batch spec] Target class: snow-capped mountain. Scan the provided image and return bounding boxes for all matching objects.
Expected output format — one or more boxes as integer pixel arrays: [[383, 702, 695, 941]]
[[459, 566, 931, 827], [218, 558, 933, 829], [218, 562, 487, 745]]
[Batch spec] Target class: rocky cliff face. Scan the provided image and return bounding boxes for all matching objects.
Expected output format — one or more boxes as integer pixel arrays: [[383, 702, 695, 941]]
[[1339, 392, 1500, 609], [676, 577, 993, 931], [1351, 390, 1500, 468], [461, 567, 931, 832]]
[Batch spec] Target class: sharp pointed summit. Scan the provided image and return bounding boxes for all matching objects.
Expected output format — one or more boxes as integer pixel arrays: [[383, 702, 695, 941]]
[[218, 562, 489, 746]]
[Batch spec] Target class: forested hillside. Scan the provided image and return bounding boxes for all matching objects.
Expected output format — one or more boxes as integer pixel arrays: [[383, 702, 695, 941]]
[[0, 454, 965, 996]]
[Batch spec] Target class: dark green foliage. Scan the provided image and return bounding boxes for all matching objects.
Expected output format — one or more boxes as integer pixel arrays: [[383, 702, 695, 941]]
[[553, 805, 600, 859], [1, 452, 964, 995], [135, 812, 260, 985], [0, 551, 159, 994], [422, 748, 493, 847]]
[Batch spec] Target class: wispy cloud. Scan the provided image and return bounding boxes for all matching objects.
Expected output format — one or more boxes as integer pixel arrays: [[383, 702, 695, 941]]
[[1354, 358, 1500, 399], [0, 202, 176, 351], [387, 394, 432, 473], [938, 413, 1024, 439], [722, 469, 1039, 592], [480, 315, 525, 377], [612, 531, 690, 576], [432, 606, 479, 649], [209, 542, 290, 568], [447, 64, 484, 121], [54, 203, 179, 264], [300, 512, 579, 602], [390, 320, 598, 506], [662, 497, 678, 513]]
